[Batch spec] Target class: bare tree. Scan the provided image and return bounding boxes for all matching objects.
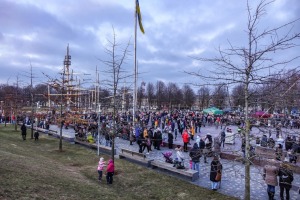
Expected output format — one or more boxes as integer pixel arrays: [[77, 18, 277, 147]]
[[99, 28, 131, 162], [186, 0, 300, 199], [155, 81, 167, 109], [197, 86, 210, 110], [146, 82, 155, 108], [182, 84, 195, 109], [211, 84, 227, 109]]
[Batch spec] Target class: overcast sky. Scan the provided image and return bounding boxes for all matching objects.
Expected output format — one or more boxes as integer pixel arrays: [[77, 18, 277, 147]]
[[1, 0, 299, 90]]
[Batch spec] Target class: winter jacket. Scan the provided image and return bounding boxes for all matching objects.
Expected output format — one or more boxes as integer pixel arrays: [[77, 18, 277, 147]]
[[210, 160, 222, 182], [189, 143, 201, 162], [106, 159, 114, 173], [182, 131, 189, 143], [263, 165, 278, 186], [278, 166, 293, 189], [21, 124, 27, 135], [97, 160, 106, 171]]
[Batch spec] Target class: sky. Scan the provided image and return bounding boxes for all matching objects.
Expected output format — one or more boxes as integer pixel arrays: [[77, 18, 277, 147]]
[[0, 0, 300, 91]]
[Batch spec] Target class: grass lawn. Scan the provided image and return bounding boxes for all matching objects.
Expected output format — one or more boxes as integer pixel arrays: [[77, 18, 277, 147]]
[[0, 125, 237, 200]]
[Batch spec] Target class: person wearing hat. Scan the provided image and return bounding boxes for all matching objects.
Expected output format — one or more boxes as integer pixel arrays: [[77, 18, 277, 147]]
[[278, 162, 294, 200], [175, 145, 185, 169], [97, 157, 106, 182]]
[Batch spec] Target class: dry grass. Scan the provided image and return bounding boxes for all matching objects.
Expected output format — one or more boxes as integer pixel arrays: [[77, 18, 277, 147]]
[[0, 125, 237, 200]]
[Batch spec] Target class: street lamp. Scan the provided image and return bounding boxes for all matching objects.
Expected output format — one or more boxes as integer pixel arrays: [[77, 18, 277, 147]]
[[97, 104, 101, 156]]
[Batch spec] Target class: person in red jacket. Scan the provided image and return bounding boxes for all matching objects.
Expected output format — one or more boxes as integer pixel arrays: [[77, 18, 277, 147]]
[[182, 129, 190, 152], [106, 159, 115, 184]]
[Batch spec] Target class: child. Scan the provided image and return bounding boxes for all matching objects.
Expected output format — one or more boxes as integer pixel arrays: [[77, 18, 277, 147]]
[[97, 157, 106, 182], [34, 131, 39, 141], [106, 159, 115, 184]]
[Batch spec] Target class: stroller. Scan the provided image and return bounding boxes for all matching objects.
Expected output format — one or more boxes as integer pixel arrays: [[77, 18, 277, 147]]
[[162, 152, 173, 164]]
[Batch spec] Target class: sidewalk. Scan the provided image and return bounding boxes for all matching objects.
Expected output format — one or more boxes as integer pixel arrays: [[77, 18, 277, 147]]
[[49, 124, 300, 200], [114, 137, 300, 200]]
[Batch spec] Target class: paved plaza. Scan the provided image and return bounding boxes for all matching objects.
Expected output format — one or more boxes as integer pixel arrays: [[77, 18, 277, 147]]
[[50, 124, 300, 200]]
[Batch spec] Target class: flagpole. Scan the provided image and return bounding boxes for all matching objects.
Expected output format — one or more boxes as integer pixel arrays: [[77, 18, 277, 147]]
[[133, 0, 137, 130]]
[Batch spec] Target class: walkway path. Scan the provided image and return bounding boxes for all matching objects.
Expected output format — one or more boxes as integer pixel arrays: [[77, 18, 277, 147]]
[[49, 124, 300, 200]]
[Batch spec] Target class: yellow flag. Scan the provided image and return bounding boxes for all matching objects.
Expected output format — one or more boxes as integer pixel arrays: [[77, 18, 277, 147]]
[[136, 0, 145, 34]]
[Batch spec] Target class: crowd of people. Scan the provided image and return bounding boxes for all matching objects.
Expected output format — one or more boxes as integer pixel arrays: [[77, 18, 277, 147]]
[[13, 108, 300, 198]]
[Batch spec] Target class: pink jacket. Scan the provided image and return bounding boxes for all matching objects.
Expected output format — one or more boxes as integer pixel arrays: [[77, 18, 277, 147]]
[[97, 160, 106, 171]]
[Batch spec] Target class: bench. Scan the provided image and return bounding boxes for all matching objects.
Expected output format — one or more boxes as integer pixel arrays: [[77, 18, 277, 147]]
[[150, 160, 199, 182], [74, 139, 116, 155], [255, 145, 276, 160], [119, 148, 153, 167]]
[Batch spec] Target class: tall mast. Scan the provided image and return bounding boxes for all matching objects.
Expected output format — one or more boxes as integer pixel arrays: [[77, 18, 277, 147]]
[[133, 0, 138, 128]]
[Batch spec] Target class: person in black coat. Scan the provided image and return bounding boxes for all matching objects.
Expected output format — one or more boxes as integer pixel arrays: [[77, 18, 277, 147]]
[[278, 162, 294, 200], [154, 128, 162, 150], [168, 131, 174, 149], [285, 136, 293, 151], [156, 129, 163, 150], [199, 138, 206, 163], [148, 128, 154, 151], [189, 143, 201, 174], [21, 124, 27, 140], [220, 130, 226, 148], [210, 156, 222, 191]]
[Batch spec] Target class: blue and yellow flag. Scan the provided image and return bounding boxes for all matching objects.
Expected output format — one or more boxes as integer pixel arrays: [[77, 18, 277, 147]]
[[136, 0, 145, 34]]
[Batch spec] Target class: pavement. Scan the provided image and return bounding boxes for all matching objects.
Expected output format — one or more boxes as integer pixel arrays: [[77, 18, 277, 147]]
[[49, 124, 300, 200]]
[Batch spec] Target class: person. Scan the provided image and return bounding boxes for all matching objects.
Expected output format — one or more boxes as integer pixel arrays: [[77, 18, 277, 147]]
[[210, 155, 222, 191], [199, 138, 206, 163], [241, 137, 246, 159], [21, 123, 27, 140], [196, 135, 200, 144], [106, 159, 115, 184], [190, 125, 195, 140], [142, 136, 151, 154], [275, 143, 283, 161], [129, 132, 135, 145], [182, 129, 189, 152], [148, 128, 153, 151], [263, 164, 279, 200], [105, 132, 110, 147], [220, 130, 226, 148], [285, 136, 293, 151], [137, 135, 144, 153], [97, 157, 106, 182], [175, 145, 185, 169], [189, 143, 201, 174], [143, 127, 148, 138], [204, 134, 212, 161], [34, 131, 39, 141], [278, 162, 293, 200], [167, 131, 174, 149], [154, 128, 162, 150]]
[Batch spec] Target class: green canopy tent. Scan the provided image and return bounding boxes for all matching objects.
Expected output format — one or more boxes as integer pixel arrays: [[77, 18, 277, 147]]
[[203, 107, 223, 115]]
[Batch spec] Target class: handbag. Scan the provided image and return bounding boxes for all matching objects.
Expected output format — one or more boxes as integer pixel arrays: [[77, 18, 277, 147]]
[[215, 172, 221, 181]]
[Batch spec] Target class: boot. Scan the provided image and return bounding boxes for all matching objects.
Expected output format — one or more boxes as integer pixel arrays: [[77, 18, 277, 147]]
[[267, 192, 272, 200], [268, 192, 275, 200]]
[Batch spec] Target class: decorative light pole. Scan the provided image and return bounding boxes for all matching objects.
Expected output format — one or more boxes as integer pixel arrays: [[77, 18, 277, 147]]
[[97, 104, 101, 156]]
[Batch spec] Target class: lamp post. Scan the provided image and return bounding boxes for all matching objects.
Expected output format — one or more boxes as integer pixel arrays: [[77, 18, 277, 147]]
[[97, 104, 101, 156]]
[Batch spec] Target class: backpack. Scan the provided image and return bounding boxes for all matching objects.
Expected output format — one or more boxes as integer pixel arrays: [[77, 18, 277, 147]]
[[280, 169, 293, 185]]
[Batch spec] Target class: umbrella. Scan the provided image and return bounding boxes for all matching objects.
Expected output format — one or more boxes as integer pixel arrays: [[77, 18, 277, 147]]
[[203, 107, 223, 115], [253, 111, 270, 118]]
